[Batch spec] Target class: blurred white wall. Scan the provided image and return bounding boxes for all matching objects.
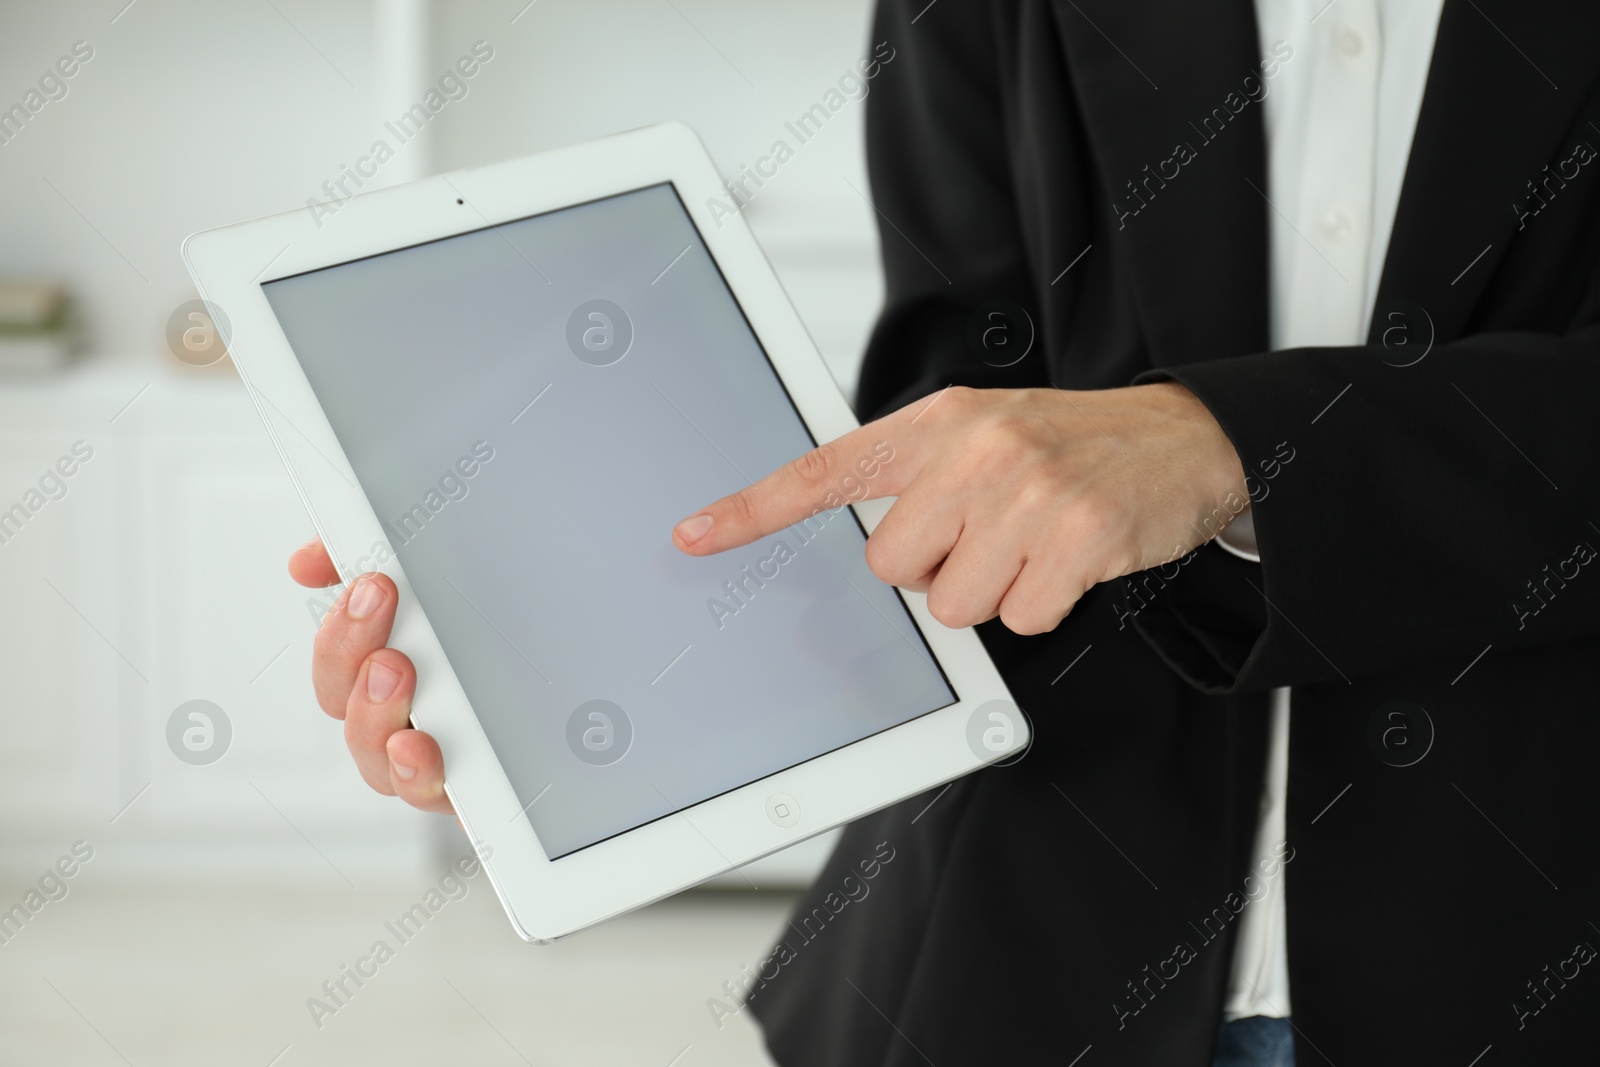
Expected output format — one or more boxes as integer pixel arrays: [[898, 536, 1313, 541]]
[[429, 0, 886, 388], [0, 0, 882, 890], [0, 0, 883, 385], [0, 1, 375, 360]]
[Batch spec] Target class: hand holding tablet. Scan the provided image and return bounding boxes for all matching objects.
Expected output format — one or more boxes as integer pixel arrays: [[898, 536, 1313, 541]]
[[290, 544, 452, 813]]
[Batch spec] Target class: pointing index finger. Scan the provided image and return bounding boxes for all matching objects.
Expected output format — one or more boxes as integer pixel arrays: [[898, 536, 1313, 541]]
[[672, 418, 909, 556]]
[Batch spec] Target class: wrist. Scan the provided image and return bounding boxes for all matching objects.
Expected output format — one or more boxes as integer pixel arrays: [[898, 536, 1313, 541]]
[[1148, 380, 1250, 521]]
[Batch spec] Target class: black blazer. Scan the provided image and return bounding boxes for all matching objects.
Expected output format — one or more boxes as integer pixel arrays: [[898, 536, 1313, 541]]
[[749, 1, 1600, 1065]]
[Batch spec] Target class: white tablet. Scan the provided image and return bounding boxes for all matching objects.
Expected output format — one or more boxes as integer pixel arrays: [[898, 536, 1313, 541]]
[[182, 122, 1025, 942]]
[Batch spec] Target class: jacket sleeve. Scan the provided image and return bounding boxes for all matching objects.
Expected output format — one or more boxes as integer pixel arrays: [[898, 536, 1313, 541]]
[[1128, 316, 1600, 693], [854, 0, 1049, 422]]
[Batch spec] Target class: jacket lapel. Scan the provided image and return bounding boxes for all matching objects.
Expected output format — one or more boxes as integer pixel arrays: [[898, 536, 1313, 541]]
[[1049, 0, 1270, 366], [1372, 0, 1600, 342], [1049, 1, 1600, 359]]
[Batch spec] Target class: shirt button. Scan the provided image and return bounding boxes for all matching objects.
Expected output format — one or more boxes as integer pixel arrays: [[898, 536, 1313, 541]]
[[1320, 208, 1353, 243], [1335, 27, 1365, 57]]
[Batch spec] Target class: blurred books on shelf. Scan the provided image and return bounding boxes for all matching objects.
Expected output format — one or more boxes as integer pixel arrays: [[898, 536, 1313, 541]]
[[0, 279, 77, 373]]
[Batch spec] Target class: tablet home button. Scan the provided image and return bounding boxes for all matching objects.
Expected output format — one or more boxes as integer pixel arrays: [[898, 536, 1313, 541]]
[[765, 793, 801, 828]]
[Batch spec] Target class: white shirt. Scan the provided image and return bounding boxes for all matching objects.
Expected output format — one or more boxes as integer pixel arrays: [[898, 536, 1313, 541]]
[[1220, 0, 1445, 1022]]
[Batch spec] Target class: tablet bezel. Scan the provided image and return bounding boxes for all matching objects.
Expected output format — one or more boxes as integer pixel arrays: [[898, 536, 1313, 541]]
[[183, 122, 1025, 942]]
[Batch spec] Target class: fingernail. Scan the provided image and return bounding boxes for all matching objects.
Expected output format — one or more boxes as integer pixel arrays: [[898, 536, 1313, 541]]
[[347, 576, 383, 619], [675, 513, 714, 545], [298, 536, 321, 553], [367, 660, 400, 702], [391, 759, 416, 781]]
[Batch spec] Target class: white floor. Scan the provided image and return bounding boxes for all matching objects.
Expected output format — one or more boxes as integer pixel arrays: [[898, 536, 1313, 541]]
[[0, 881, 791, 1066]]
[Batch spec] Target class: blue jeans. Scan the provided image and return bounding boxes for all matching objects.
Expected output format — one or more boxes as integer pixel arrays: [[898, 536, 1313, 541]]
[[1211, 1016, 1295, 1067]]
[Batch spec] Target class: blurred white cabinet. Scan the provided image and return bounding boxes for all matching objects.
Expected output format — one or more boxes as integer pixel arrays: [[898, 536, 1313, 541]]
[[0, 365, 432, 888], [0, 421, 119, 830]]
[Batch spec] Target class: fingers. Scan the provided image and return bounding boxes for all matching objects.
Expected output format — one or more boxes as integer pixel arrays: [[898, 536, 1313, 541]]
[[673, 420, 910, 556], [300, 553, 452, 815], [343, 648, 453, 814], [312, 573, 397, 719], [863, 478, 964, 589], [995, 552, 1088, 636], [895, 559, 940, 595], [923, 529, 1026, 630], [345, 648, 416, 795], [387, 729, 453, 814], [289, 537, 339, 588]]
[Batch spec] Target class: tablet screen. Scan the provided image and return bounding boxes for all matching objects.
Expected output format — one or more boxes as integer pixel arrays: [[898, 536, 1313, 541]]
[[262, 183, 954, 858]]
